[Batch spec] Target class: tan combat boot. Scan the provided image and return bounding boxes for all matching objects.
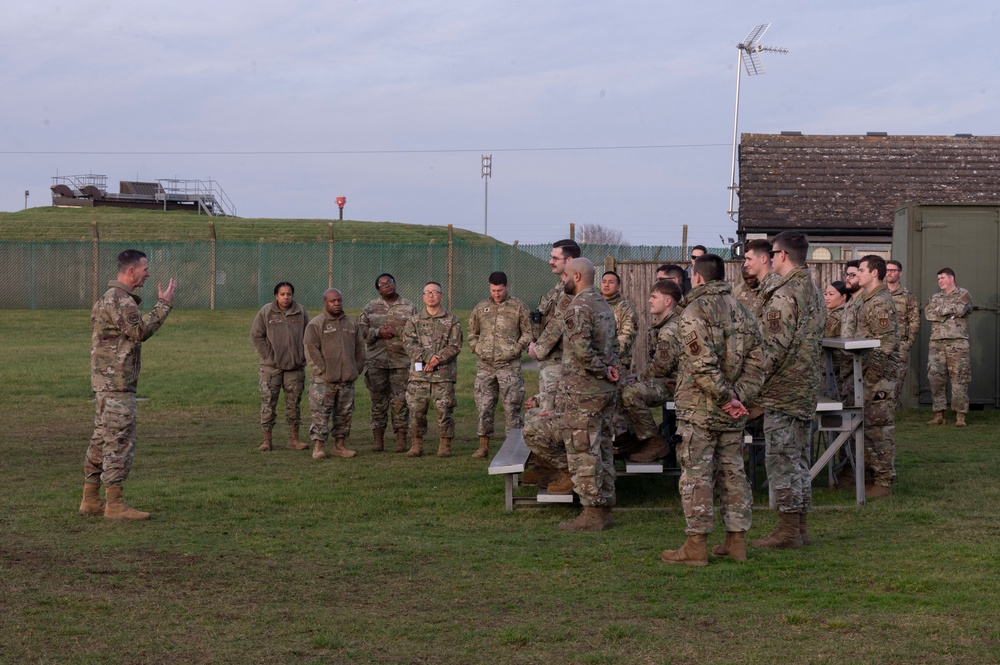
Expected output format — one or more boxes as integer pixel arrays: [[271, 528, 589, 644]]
[[437, 437, 452, 458], [406, 436, 423, 458], [627, 434, 669, 463], [311, 440, 327, 460], [471, 435, 490, 459], [661, 534, 709, 566], [927, 411, 945, 425], [558, 506, 608, 532], [711, 531, 747, 560], [371, 428, 386, 452], [546, 470, 575, 495], [752, 512, 803, 550], [104, 485, 150, 521], [956, 413, 967, 427], [394, 429, 408, 453], [79, 482, 105, 516], [331, 437, 357, 458], [258, 428, 273, 452], [287, 426, 308, 450], [799, 513, 811, 546], [865, 484, 892, 498], [522, 458, 556, 486]]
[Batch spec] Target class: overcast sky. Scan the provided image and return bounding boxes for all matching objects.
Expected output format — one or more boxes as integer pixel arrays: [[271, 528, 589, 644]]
[[2, 1, 998, 247]]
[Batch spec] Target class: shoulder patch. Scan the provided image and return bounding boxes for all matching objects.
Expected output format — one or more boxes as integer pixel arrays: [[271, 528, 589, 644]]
[[683, 331, 697, 345], [766, 309, 781, 333], [126, 312, 141, 326]]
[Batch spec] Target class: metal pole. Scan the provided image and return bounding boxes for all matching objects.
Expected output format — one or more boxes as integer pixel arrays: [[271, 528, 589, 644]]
[[484, 177, 489, 236], [729, 49, 743, 221], [328, 223, 334, 290], [208, 221, 216, 310], [570, 223, 575, 241], [91, 220, 99, 304], [447, 224, 454, 311]]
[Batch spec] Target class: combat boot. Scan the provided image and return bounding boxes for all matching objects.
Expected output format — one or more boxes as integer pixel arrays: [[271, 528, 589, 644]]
[[558, 506, 608, 532], [627, 434, 669, 463], [371, 428, 386, 452], [79, 482, 104, 516], [394, 429, 408, 453], [711, 531, 747, 560], [799, 513, 811, 546], [471, 435, 490, 459], [437, 437, 452, 458], [287, 426, 308, 450], [406, 436, 423, 458], [660, 534, 709, 566], [752, 512, 802, 550], [331, 437, 357, 458], [926, 411, 945, 425], [865, 484, 892, 498], [956, 413, 967, 427], [546, 470, 575, 495], [522, 458, 555, 486], [311, 440, 327, 460], [104, 485, 150, 521], [258, 428, 273, 452]]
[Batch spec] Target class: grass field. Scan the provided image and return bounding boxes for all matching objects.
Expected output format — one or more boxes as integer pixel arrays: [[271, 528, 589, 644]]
[[3, 309, 1000, 664], [0, 207, 499, 244]]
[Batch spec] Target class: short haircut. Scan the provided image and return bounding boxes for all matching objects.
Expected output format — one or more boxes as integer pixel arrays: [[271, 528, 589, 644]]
[[273, 281, 294, 295], [744, 239, 772, 256], [117, 249, 147, 273], [860, 254, 887, 281], [656, 264, 685, 282], [845, 260, 860, 270], [602, 271, 621, 285], [694, 254, 725, 282], [488, 271, 508, 286], [651, 278, 682, 303], [375, 273, 395, 288], [829, 280, 850, 298], [937, 267, 956, 278], [887, 260, 902, 271], [552, 239, 582, 259], [691, 244, 707, 254], [772, 231, 808, 265], [424, 281, 443, 291]]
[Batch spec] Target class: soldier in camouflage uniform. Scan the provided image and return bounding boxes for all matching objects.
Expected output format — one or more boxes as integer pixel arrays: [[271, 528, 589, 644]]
[[842, 255, 899, 497], [251, 281, 309, 452], [544, 258, 621, 532], [82, 249, 175, 521], [403, 282, 463, 458], [529, 239, 581, 397], [740, 239, 781, 318], [885, 260, 921, 407], [840, 260, 863, 340], [661, 254, 765, 566], [925, 267, 973, 426], [732, 264, 760, 313], [468, 271, 532, 459], [823, 281, 853, 402], [623, 279, 683, 463], [751, 232, 826, 550], [600, 271, 639, 371], [305, 289, 366, 460], [358, 274, 418, 452]]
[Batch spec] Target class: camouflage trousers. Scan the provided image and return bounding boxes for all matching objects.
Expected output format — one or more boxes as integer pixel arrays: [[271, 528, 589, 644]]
[[621, 377, 672, 441], [928, 339, 971, 413], [84, 391, 138, 486], [561, 391, 616, 507], [309, 380, 356, 442], [537, 359, 562, 401], [364, 366, 409, 432], [474, 360, 525, 438], [406, 380, 456, 439], [763, 411, 813, 514], [894, 349, 911, 407], [259, 365, 305, 430], [864, 379, 896, 487], [676, 421, 752, 535], [523, 406, 569, 471]]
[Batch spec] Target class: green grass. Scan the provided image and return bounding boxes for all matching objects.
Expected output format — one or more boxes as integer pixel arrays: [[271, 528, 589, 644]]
[[3, 310, 1000, 664], [0, 206, 500, 244]]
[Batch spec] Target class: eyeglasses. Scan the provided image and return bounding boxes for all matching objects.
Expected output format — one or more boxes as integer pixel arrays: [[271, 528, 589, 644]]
[[423, 290, 442, 296], [377, 281, 394, 287], [768, 249, 786, 258], [885, 268, 901, 273]]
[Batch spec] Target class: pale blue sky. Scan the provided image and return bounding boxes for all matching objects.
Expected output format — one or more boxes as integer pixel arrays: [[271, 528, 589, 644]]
[[2, 1, 998, 246]]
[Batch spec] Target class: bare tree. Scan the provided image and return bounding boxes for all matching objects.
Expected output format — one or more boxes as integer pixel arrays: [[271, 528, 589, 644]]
[[578, 223, 629, 246]]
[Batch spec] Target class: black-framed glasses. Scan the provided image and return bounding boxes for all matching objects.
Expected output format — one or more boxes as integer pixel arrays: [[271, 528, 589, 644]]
[[768, 249, 785, 258]]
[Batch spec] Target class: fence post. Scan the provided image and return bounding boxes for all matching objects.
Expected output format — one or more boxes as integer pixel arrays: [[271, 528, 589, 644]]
[[328, 223, 334, 289], [604, 255, 615, 274], [91, 220, 99, 304], [208, 221, 216, 310], [447, 224, 454, 311], [681, 224, 689, 260], [570, 223, 575, 241]]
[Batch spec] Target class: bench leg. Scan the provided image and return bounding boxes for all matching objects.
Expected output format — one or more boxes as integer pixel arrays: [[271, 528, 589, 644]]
[[505, 474, 514, 512]]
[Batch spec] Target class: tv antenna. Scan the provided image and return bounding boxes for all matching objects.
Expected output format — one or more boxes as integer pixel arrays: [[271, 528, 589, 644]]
[[728, 23, 788, 221]]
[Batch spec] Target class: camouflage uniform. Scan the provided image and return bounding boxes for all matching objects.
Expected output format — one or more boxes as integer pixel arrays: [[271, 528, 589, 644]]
[[825, 302, 853, 403], [604, 291, 639, 371], [403, 307, 463, 438], [842, 284, 899, 488], [251, 300, 309, 431], [889, 285, 921, 405], [674, 280, 765, 536], [358, 295, 418, 434], [85, 280, 173, 487], [558, 285, 619, 507], [534, 282, 572, 396], [621, 309, 681, 440], [739, 271, 781, 319], [304, 311, 366, 442], [925, 286, 973, 413], [468, 294, 532, 438], [523, 405, 569, 472], [756, 267, 826, 515]]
